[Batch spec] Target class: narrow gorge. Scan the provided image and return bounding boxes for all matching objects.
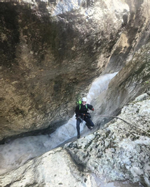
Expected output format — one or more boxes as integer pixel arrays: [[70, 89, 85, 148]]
[[0, 0, 150, 187]]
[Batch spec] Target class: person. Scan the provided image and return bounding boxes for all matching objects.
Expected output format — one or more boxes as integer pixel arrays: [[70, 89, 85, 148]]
[[75, 97, 94, 139]]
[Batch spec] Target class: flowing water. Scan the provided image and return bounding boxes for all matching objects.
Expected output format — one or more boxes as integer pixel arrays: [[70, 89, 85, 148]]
[[0, 72, 143, 187], [0, 72, 118, 175]]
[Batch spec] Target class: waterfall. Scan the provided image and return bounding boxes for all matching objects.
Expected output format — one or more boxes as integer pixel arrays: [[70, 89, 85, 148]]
[[87, 72, 118, 103], [0, 72, 117, 175]]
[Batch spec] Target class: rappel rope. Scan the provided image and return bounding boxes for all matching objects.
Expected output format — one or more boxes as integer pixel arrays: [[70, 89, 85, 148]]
[[97, 114, 150, 136]]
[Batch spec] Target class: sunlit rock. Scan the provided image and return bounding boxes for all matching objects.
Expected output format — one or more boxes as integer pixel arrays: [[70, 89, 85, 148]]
[[0, 147, 93, 187], [0, 0, 150, 186], [0, 0, 133, 141], [0, 72, 116, 176], [65, 94, 150, 186], [0, 93, 149, 187]]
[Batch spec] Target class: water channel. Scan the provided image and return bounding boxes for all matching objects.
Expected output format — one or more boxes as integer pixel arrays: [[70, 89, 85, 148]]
[[0, 72, 144, 187]]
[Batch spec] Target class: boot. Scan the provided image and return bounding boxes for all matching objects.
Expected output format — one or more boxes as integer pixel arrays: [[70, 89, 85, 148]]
[[77, 134, 80, 139], [89, 126, 94, 130]]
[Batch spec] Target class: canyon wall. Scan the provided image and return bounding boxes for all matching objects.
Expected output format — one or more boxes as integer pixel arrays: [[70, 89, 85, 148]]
[[0, 0, 150, 142], [0, 1, 150, 186], [0, 93, 150, 186]]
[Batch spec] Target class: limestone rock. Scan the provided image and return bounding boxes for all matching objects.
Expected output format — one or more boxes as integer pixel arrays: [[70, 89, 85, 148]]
[[92, 42, 150, 127], [65, 94, 150, 186], [0, 0, 133, 141], [0, 0, 150, 186], [0, 93, 150, 187], [0, 0, 149, 142], [0, 147, 99, 187]]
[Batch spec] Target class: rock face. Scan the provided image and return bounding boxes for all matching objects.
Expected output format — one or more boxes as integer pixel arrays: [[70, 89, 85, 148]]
[[66, 93, 150, 186], [0, 1, 150, 185], [0, 93, 149, 187], [92, 42, 150, 126], [0, 147, 91, 187], [0, 0, 150, 141], [0, 0, 127, 141]]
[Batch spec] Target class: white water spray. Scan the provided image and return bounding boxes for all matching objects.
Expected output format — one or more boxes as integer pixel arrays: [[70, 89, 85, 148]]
[[0, 72, 117, 175], [45, 72, 118, 147], [87, 72, 118, 103]]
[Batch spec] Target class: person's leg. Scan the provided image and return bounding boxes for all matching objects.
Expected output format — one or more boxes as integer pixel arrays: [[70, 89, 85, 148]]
[[84, 117, 94, 129], [76, 118, 82, 138]]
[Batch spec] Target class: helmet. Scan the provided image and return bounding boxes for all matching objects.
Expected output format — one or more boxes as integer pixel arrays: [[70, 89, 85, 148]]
[[82, 97, 87, 102]]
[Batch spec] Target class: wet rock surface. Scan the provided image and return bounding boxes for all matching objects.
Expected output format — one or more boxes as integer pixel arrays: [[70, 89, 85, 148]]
[[92, 42, 150, 126], [0, 147, 90, 187], [65, 93, 150, 187], [0, 0, 128, 141], [0, 1, 150, 186], [0, 0, 150, 142], [0, 93, 149, 187]]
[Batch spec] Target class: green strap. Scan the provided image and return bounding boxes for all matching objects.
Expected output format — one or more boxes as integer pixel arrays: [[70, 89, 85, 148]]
[[79, 104, 87, 110], [79, 104, 81, 110]]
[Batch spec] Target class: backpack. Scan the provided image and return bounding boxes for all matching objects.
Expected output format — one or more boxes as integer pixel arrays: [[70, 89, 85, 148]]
[[77, 100, 88, 110]]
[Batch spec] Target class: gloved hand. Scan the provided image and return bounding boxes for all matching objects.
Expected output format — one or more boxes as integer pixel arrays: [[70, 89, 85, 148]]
[[81, 114, 85, 118], [92, 108, 94, 111]]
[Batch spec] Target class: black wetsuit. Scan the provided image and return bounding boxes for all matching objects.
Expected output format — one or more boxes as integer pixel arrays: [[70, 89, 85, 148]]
[[75, 104, 94, 138]]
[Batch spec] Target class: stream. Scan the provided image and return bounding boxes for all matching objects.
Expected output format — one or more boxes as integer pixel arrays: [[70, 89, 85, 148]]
[[0, 73, 117, 175], [1, 72, 144, 186]]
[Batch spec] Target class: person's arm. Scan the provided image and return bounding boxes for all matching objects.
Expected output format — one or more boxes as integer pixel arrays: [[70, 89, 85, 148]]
[[87, 104, 94, 111]]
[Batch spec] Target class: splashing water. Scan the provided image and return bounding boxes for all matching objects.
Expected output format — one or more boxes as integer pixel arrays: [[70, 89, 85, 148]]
[[0, 72, 117, 175], [46, 72, 118, 147], [87, 72, 118, 103]]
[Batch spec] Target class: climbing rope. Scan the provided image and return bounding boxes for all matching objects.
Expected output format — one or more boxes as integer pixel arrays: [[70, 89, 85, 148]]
[[98, 115, 150, 136]]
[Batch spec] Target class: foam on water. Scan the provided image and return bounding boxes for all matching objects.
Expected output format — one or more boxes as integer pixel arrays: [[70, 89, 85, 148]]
[[87, 72, 118, 103]]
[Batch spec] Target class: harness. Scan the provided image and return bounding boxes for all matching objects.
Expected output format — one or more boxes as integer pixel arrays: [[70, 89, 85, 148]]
[[79, 104, 87, 110], [77, 100, 88, 110]]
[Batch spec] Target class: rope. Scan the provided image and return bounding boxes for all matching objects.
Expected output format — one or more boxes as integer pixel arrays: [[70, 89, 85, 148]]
[[97, 115, 150, 136]]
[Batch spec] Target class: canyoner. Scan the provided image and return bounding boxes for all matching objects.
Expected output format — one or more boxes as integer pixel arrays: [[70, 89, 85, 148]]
[[75, 97, 95, 139]]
